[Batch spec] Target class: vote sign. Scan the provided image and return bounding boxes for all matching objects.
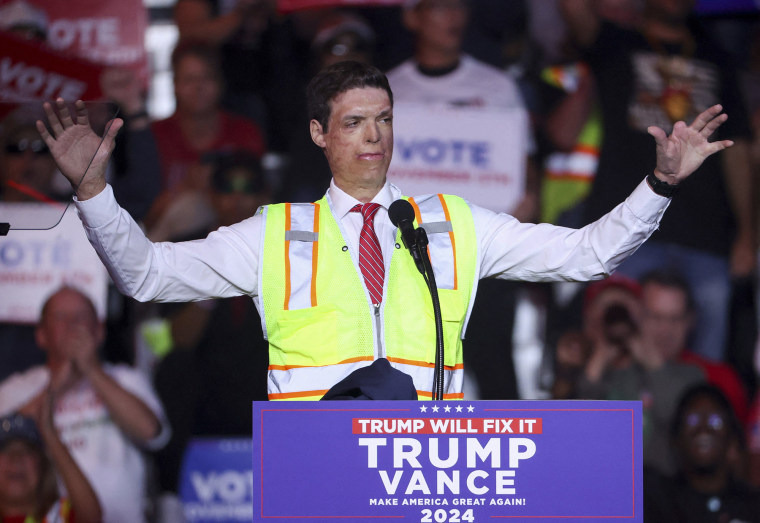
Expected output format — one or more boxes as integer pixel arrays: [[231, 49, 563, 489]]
[[388, 102, 528, 214], [0, 204, 109, 323], [180, 438, 253, 523], [0, 0, 148, 70], [253, 400, 643, 522]]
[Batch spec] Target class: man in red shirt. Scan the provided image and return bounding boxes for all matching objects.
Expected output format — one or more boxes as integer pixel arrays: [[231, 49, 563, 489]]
[[147, 40, 265, 230], [639, 270, 750, 425]]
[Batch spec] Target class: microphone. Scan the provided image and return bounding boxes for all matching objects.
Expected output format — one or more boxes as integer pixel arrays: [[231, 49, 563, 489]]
[[388, 199, 424, 273]]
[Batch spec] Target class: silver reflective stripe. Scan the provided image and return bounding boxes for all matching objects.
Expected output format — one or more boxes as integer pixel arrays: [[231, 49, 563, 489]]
[[268, 360, 372, 398], [287, 203, 318, 310], [545, 150, 598, 178], [267, 360, 463, 399], [391, 361, 464, 398], [420, 221, 453, 235], [285, 230, 318, 242], [413, 195, 456, 290]]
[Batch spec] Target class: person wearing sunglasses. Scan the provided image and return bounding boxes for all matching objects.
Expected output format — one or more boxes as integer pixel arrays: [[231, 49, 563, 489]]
[[1, 123, 61, 204]]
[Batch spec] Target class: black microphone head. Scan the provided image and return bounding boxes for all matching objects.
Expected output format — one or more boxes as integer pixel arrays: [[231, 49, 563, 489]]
[[388, 199, 415, 227]]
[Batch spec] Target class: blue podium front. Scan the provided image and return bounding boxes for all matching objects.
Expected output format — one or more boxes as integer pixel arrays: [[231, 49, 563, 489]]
[[252, 400, 643, 522]]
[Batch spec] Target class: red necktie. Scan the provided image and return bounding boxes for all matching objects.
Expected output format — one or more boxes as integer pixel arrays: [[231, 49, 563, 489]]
[[351, 203, 384, 304]]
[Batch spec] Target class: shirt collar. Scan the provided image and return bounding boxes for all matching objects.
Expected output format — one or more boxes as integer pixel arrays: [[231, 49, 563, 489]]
[[326, 178, 401, 218]]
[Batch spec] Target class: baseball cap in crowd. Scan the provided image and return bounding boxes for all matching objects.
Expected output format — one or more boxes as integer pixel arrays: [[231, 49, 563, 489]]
[[0, 413, 42, 450], [210, 150, 266, 195], [312, 12, 375, 64], [583, 274, 642, 313], [0, 0, 48, 40]]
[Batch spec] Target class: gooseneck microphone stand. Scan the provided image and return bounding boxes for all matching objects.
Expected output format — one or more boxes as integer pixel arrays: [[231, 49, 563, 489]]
[[411, 227, 445, 401], [389, 199, 445, 401]]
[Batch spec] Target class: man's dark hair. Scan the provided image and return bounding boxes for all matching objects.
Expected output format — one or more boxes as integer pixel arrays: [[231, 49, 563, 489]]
[[171, 40, 223, 80], [640, 269, 695, 312], [306, 60, 393, 132]]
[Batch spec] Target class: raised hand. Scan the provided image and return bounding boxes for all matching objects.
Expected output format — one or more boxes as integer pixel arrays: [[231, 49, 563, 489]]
[[36, 98, 123, 200], [64, 323, 101, 377], [647, 104, 734, 184]]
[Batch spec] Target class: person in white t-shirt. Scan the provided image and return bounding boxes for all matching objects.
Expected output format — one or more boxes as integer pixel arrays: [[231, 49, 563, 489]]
[[386, 0, 540, 400], [387, 0, 538, 221], [0, 286, 171, 523]]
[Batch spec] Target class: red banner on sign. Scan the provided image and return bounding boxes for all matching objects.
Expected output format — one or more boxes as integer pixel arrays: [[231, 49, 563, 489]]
[[0, 0, 148, 69], [0, 32, 104, 119]]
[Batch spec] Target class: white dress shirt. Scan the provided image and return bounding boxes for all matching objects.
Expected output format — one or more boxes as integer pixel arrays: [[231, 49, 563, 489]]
[[75, 177, 669, 325]]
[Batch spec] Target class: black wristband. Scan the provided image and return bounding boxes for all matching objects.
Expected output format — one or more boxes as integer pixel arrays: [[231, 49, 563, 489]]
[[646, 172, 679, 197]]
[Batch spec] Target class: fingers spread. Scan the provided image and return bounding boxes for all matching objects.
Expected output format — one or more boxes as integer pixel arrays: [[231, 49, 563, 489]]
[[647, 125, 667, 146], [75, 100, 90, 126], [104, 118, 124, 140], [700, 112, 728, 138], [710, 139, 734, 153], [56, 98, 74, 129], [690, 104, 723, 132], [43, 101, 64, 136], [36, 119, 54, 146]]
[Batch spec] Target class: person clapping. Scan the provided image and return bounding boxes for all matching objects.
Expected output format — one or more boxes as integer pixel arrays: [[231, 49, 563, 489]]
[[0, 393, 101, 523]]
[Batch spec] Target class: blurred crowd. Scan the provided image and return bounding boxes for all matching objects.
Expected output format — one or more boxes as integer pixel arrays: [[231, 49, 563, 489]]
[[1, 0, 760, 521]]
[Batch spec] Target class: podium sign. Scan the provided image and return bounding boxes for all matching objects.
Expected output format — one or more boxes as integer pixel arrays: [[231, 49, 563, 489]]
[[253, 400, 642, 522]]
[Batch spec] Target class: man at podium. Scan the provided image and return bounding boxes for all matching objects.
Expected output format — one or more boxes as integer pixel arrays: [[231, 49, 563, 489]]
[[36, 61, 732, 401]]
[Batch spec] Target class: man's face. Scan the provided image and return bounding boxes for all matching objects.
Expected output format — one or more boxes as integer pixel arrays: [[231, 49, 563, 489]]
[[676, 395, 732, 472], [310, 87, 393, 197], [36, 289, 101, 364], [173, 55, 221, 116], [407, 0, 468, 55], [640, 283, 692, 361]]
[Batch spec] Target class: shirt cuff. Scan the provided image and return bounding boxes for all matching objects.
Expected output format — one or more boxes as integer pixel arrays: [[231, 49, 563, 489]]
[[73, 184, 119, 229], [625, 177, 671, 224]]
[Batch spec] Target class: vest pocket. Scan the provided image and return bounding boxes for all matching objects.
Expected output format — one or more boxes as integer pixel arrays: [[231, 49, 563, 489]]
[[270, 305, 339, 367], [433, 289, 467, 368]]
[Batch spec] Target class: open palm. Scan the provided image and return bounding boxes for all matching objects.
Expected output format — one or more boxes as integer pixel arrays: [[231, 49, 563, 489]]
[[36, 99, 123, 200], [648, 104, 733, 184]]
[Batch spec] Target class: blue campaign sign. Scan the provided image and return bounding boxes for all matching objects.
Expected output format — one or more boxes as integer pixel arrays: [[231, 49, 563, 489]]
[[252, 400, 643, 522], [179, 438, 253, 522], [696, 0, 759, 14]]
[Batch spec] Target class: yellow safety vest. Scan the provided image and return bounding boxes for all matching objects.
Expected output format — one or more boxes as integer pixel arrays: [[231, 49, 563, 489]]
[[259, 193, 478, 401], [540, 63, 602, 224]]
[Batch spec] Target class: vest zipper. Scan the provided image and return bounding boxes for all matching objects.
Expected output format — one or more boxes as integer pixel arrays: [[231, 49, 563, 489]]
[[374, 303, 383, 359]]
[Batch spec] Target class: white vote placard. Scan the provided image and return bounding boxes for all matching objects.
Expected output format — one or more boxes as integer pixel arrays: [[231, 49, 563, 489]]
[[388, 102, 528, 213], [0, 203, 109, 323]]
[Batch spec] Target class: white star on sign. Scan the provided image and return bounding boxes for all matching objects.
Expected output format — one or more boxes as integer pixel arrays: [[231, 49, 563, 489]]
[[467, 405, 475, 413], [420, 405, 427, 412], [432, 405, 439, 412], [444, 405, 451, 412], [456, 405, 463, 413]]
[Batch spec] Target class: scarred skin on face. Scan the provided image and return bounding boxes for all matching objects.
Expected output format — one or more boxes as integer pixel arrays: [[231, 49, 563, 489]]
[[310, 87, 394, 203]]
